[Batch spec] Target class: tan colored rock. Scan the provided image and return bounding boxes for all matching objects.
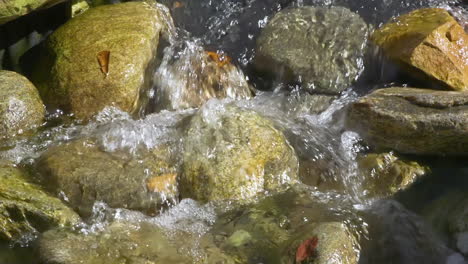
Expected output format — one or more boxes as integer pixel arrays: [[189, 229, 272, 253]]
[[372, 8, 468, 91], [32, 2, 174, 120]]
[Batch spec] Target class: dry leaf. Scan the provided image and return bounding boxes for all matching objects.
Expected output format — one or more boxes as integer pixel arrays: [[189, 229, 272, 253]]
[[146, 173, 177, 193], [295, 236, 318, 263], [206, 51, 232, 67], [97, 50, 110, 78]]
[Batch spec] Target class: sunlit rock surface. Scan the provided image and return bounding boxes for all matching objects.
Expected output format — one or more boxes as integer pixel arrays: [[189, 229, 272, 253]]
[[38, 222, 192, 264], [0, 0, 64, 24], [37, 138, 178, 217], [180, 101, 299, 203], [0, 162, 80, 241], [372, 8, 468, 91], [31, 2, 174, 120], [358, 152, 429, 198], [347, 87, 468, 155], [154, 41, 253, 111], [255, 6, 368, 94], [0, 70, 45, 140]]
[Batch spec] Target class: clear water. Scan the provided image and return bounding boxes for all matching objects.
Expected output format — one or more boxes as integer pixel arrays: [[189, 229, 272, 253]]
[[1, 0, 467, 263]]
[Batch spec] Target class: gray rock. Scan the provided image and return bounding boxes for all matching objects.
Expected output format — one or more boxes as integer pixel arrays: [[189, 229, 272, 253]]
[[0, 70, 45, 139], [0, 162, 80, 241], [255, 6, 369, 94], [346, 87, 468, 155], [37, 138, 178, 217], [180, 100, 299, 203]]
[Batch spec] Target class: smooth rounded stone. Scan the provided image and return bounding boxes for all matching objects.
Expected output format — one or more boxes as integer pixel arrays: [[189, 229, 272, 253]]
[[37, 138, 178, 217], [154, 42, 253, 111], [31, 2, 174, 120], [357, 152, 429, 197], [0, 162, 80, 241], [0, 0, 64, 24], [282, 222, 359, 264], [0, 70, 45, 139], [38, 222, 192, 264], [255, 6, 369, 95], [372, 8, 468, 91], [180, 101, 299, 203], [346, 87, 468, 156]]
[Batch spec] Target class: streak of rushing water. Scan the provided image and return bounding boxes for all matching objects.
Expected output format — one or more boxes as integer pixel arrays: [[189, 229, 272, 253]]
[[0, 0, 467, 263]]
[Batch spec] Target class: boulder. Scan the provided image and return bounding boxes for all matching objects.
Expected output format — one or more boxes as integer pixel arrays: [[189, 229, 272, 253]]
[[180, 101, 299, 203], [31, 2, 174, 120], [37, 138, 178, 217], [0, 162, 80, 241], [358, 152, 429, 197], [346, 87, 468, 155], [38, 222, 192, 264], [255, 6, 369, 94], [0, 0, 64, 25], [372, 8, 468, 91], [0, 70, 45, 139], [154, 41, 253, 111]]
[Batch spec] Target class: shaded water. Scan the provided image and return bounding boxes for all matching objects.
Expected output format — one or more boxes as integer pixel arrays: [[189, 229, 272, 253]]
[[1, 0, 468, 263]]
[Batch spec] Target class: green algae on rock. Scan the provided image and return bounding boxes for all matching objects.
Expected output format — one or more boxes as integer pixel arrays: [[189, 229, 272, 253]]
[[38, 222, 192, 264], [0, 70, 45, 140], [358, 152, 429, 197], [0, 162, 80, 241], [346, 87, 468, 155], [255, 6, 369, 95], [0, 0, 64, 25], [372, 8, 468, 91], [31, 2, 174, 120], [36, 138, 178, 217], [180, 101, 299, 203]]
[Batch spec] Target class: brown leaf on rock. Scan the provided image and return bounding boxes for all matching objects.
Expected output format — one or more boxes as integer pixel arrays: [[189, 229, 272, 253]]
[[295, 236, 318, 263], [206, 51, 232, 68], [97, 50, 110, 78]]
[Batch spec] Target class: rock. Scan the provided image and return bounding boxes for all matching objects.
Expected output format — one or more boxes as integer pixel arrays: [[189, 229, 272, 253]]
[[0, 0, 64, 25], [346, 87, 468, 155], [255, 6, 369, 94], [372, 8, 468, 91], [0, 70, 45, 139], [36, 138, 178, 217], [180, 100, 299, 203], [0, 162, 80, 241], [38, 222, 192, 264], [358, 152, 429, 197], [154, 41, 253, 111], [31, 2, 174, 120], [283, 222, 359, 264]]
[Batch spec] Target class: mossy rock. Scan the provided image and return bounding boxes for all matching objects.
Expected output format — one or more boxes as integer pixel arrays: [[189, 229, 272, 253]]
[[38, 222, 192, 264], [180, 101, 299, 203], [0, 162, 80, 241], [372, 8, 468, 91], [0, 70, 45, 139], [0, 0, 64, 25], [37, 138, 178, 217], [31, 2, 174, 120], [346, 87, 468, 155], [358, 152, 429, 197], [255, 6, 369, 94]]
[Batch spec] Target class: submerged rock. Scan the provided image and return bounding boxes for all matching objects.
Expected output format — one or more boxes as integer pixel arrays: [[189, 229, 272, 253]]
[[154, 41, 253, 111], [0, 162, 80, 241], [372, 8, 468, 91], [31, 2, 174, 120], [358, 152, 429, 197], [37, 139, 178, 217], [0, 70, 45, 139], [346, 87, 468, 155], [38, 222, 192, 264], [255, 6, 368, 94], [0, 0, 64, 24], [180, 101, 299, 203]]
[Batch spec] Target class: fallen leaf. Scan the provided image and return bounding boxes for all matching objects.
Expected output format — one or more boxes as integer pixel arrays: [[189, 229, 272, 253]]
[[97, 50, 110, 78], [295, 236, 318, 263], [205, 51, 232, 67], [146, 173, 177, 193]]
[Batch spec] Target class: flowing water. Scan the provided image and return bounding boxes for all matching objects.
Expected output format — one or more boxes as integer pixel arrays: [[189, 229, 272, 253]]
[[1, 0, 468, 263]]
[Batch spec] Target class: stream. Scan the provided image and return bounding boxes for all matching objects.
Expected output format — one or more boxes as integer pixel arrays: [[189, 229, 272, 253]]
[[0, 0, 467, 263]]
